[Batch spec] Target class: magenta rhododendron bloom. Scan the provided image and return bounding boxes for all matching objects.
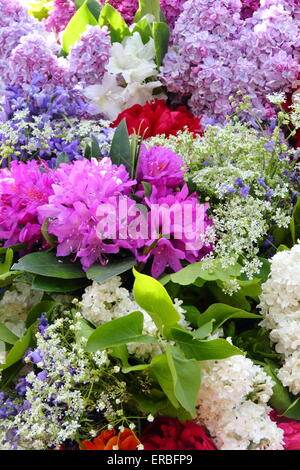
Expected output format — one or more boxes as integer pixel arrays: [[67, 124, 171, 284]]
[[137, 145, 186, 189], [0, 161, 54, 247], [270, 410, 300, 450], [139, 185, 214, 278], [38, 158, 136, 270]]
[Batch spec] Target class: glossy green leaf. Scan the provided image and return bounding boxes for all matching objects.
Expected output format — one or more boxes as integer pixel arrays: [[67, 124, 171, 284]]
[[99, 4, 131, 43], [152, 21, 169, 67], [151, 353, 180, 409], [0, 324, 19, 345], [62, 0, 97, 53], [55, 152, 70, 168], [12, 251, 86, 279], [166, 345, 201, 416], [197, 303, 262, 331], [41, 218, 56, 247], [291, 196, 300, 246], [109, 118, 132, 174], [133, 268, 180, 334], [87, 257, 135, 283], [0, 243, 26, 254], [74, 316, 95, 345], [0, 248, 13, 275], [132, 17, 152, 44], [134, 0, 161, 22], [193, 320, 215, 340], [86, 311, 157, 352], [32, 275, 88, 292], [262, 360, 292, 413], [1, 327, 33, 370], [281, 397, 300, 421], [170, 328, 243, 361]]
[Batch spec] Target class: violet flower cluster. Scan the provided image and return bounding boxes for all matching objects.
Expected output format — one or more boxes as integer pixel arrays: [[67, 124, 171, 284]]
[[43, 0, 76, 34], [161, 0, 300, 121]]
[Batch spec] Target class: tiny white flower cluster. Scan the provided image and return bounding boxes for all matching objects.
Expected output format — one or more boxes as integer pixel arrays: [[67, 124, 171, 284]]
[[259, 242, 300, 395], [196, 351, 284, 450], [80, 276, 189, 359]]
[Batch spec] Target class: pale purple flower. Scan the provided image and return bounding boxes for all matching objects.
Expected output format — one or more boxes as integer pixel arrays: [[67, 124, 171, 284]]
[[43, 0, 76, 34], [69, 26, 111, 86]]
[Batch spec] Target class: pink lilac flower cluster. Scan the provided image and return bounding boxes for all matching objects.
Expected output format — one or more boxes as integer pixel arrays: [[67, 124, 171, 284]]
[[0, 161, 54, 248], [160, 0, 187, 30], [161, 0, 300, 120], [240, 0, 260, 19], [69, 25, 111, 86], [108, 0, 138, 24], [44, 0, 76, 34]]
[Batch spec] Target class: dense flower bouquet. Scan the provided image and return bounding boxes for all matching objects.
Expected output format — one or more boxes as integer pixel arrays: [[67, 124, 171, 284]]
[[1, 0, 300, 452]]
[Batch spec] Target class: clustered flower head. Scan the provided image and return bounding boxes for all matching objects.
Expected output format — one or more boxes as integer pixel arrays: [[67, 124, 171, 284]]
[[196, 352, 284, 450], [43, 0, 76, 34], [0, 160, 54, 247], [259, 242, 300, 395], [69, 25, 111, 87], [161, 0, 300, 121]]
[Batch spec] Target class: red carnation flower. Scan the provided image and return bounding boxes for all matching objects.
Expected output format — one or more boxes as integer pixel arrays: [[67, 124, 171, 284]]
[[270, 410, 300, 450], [111, 99, 203, 139], [141, 417, 216, 451]]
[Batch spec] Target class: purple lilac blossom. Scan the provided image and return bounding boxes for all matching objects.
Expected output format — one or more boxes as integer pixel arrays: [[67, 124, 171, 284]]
[[69, 26, 111, 86], [161, 0, 300, 121], [0, 161, 54, 247], [43, 0, 76, 34]]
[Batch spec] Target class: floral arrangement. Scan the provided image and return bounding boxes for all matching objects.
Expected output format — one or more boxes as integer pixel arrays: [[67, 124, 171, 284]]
[[1, 0, 300, 453]]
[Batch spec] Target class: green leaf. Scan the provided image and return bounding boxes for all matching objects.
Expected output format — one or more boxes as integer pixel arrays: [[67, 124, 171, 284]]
[[141, 181, 152, 198], [166, 345, 201, 416], [281, 397, 300, 421], [1, 327, 33, 370], [41, 218, 56, 247], [181, 305, 201, 329], [90, 134, 101, 159], [86, 311, 157, 351], [152, 22, 169, 67], [0, 324, 19, 345], [86, 0, 102, 20], [168, 258, 241, 286], [193, 320, 214, 340], [62, 0, 98, 53], [0, 243, 26, 254], [197, 303, 262, 331], [109, 118, 132, 175], [132, 17, 152, 44], [170, 328, 243, 361], [277, 244, 289, 252], [12, 251, 86, 279], [74, 316, 95, 344], [87, 257, 135, 283], [32, 275, 88, 293], [0, 270, 21, 288], [0, 362, 23, 391], [134, 0, 161, 22], [150, 353, 180, 409], [262, 360, 292, 413], [55, 152, 70, 168], [290, 196, 300, 246], [26, 301, 58, 328], [0, 248, 13, 275], [99, 4, 131, 43], [133, 269, 180, 334]]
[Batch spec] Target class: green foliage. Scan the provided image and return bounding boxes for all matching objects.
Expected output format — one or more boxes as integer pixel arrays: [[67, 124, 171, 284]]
[[109, 119, 132, 175], [0, 327, 33, 371], [197, 303, 262, 331], [290, 196, 300, 246], [0, 248, 21, 287], [99, 4, 131, 43], [86, 311, 157, 351], [132, 17, 152, 44], [87, 256, 135, 284], [133, 268, 180, 334], [62, 0, 98, 53], [152, 22, 169, 67], [32, 275, 88, 293], [26, 301, 58, 328], [262, 360, 292, 413], [12, 251, 86, 279], [134, 0, 161, 22], [0, 324, 19, 345]]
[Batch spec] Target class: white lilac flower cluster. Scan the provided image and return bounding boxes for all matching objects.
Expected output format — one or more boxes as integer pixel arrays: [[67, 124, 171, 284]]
[[84, 32, 165, 120], [0, 281, 43, 363], [149, 119, 299, 280], [196, 351, 284, 450], [80, 276, 189, 359], [259, 242, 300, 395]]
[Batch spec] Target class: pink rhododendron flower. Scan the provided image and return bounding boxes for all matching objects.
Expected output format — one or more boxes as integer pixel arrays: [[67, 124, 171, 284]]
[[0, 161, 54, 248], [270, 410, 300, 450]]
